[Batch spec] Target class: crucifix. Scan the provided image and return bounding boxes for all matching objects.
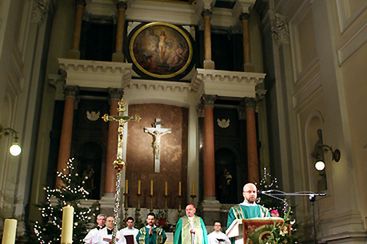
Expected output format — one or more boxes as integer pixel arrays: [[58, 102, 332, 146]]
[[144, 118, 171, 173], [101, 98, 140, 244]]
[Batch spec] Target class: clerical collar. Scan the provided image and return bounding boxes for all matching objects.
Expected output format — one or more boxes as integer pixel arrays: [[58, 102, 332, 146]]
[[97, 225, 105, 230], [107, 228, 113, 235], [146, 225, 156, 228], [240, 200, 257, 206]]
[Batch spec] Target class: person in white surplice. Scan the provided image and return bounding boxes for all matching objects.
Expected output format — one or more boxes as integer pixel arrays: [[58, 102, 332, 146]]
[[207, 221, 231, 244]]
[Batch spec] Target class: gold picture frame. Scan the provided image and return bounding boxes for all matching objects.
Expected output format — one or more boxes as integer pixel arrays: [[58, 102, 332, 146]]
[[128, 22, 193, 79]]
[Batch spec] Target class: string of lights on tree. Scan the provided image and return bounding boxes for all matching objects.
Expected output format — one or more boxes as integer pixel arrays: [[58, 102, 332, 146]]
[[256, 167, 298, 243], [34, 158, 99, 243]]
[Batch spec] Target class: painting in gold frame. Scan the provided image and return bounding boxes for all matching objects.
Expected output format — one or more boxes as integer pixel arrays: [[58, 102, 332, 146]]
[[128, 22, 193, 79]]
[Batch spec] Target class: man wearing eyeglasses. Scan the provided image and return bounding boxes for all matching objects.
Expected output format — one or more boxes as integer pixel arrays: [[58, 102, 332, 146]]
[[226, 183, 270, 243]]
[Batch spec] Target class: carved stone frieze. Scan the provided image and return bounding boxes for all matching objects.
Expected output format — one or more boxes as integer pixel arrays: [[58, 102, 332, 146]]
[[191, 68, 265, 98], [127, 79, 192, 93], [58, 58, 132, 89]]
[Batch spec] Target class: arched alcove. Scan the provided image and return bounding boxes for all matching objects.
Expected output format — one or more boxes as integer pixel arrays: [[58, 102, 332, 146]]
[[215, 147, 240, 203]]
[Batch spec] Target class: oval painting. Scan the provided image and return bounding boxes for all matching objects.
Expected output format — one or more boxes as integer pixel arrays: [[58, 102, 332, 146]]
[[129, 22, 193, 79]]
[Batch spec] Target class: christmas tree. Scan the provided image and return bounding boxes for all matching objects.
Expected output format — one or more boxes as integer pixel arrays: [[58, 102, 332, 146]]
[[255, 168, 298, 243], [34, 158, 99, 243]]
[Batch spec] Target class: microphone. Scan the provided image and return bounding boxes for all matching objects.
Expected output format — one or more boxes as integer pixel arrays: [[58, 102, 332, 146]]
[[260, 190, 274, 194]]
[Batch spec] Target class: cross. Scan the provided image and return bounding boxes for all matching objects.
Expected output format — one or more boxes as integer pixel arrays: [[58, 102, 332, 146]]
[[144, 118, 171, 173], [101, 98, 140, 244]]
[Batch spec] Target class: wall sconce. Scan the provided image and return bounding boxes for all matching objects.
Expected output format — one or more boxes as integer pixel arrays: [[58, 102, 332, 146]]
[[0, 125, 22, 156], [312, 129, 341, 171]]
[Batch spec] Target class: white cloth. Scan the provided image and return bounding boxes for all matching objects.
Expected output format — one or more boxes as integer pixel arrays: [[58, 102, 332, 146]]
[[83, 228, 101, 244], [96, 228, 116, 244], [116, 227, 139, 244], [208, 231, 231, 244]]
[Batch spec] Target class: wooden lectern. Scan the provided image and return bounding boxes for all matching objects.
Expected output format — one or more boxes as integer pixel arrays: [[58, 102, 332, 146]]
[[226, 217, 284, 244]]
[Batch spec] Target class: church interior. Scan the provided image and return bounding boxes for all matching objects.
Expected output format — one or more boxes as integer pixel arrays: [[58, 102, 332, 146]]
[[0, 0, 367, 243]]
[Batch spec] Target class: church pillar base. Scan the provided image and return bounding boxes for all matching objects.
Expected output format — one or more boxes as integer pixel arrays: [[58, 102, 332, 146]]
[[67, 49, 80, 59], [99, 194, 115, 216], [201, 200, 221, 227], [112, 52, 124, 62], [203, 59, 215, 69]]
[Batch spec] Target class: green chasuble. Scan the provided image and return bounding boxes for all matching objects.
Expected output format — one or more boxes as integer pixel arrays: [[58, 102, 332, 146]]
[[136, 226, 167, 244], [174, 215, 208, 244], [226, 204, 270, 244]]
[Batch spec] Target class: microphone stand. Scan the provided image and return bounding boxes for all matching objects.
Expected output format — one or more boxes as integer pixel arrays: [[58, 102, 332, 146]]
[[260, 189, 327, 244]]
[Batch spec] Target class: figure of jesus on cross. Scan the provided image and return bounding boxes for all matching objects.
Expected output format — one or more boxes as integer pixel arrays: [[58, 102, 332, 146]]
[[144, 118, 171, 173]]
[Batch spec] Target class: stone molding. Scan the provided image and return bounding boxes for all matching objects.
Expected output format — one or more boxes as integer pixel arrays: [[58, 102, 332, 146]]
[[58, 58, 132, 89], [127, 79, 192, 93], [191, 68, 265, 98]]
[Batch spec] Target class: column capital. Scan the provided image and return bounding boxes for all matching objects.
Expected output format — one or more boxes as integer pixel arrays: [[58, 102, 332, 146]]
[[116, 1, 127, 10], [201, 95, 216, 106], [242, 97, 256, 108], [64, 86, 79, 97], [270, 13, 289, 44], [75, 0, 86, 6], [108, 88, 124, 100], [239, 12, 250, 21], [201, 9, 212, 17]]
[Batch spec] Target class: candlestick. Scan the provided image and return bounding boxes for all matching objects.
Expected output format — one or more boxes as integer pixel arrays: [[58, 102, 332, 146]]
[[150, 179, 154, 196], [178, 181, 182, 197], [125, 179, 129, 194], [137, 179, 141, 195], [61, 205, 74, 244], [2, 219, 17, 244], [164, 181, 168, 196]]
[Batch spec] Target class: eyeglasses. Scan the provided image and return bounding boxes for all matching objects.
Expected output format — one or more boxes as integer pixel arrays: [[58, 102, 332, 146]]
[[243, 190, 257, 194]]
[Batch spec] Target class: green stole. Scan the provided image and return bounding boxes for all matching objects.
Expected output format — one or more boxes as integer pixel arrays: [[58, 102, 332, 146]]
[[137, 226, 164, 244], [181, 216, 204, 244], [232, 204, 269, 219]]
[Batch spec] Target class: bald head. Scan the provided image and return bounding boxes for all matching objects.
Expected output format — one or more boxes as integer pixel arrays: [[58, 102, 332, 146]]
[[243, 183, 257, 203]]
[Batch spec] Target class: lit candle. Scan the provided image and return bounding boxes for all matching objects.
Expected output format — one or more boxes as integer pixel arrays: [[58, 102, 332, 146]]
[[164, 181, 168, 196], [125, 179, 129, 194], [138, 179, 141, 195], [2, 219, 17, 244], [150, 179, 154, 196], [191, 183, 195, 196], [178, 181, 182, 197], [61, 205, 74, 244]]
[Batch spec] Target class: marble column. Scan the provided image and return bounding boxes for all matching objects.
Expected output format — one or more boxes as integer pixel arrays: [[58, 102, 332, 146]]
[[245, 98, 259, 183], [240, 13, 253, 72], [202, 9, 215, 69], [56, 86, 78, 187], [68, 0, 86, 59], [112, 1, 127, 62], [202, 95, 216, 200], [103, 88, 124, 195]]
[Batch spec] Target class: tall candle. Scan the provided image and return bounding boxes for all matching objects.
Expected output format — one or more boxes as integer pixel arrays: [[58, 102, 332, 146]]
[[150, 179, 154, 196], [138, 179, 141, 195], [178, 181, 182, 197], [2, 219, 17, 244], [191, 183, 195, 196], [164, 181, 168, 196], [61, 205, 74, 244], [125, 179, 129, 194]]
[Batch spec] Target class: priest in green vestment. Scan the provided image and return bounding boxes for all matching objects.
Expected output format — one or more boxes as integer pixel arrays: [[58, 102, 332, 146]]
[[137, 212, 167, 244], [174, 204, 208, 244], [226, 183, 270, 243]]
